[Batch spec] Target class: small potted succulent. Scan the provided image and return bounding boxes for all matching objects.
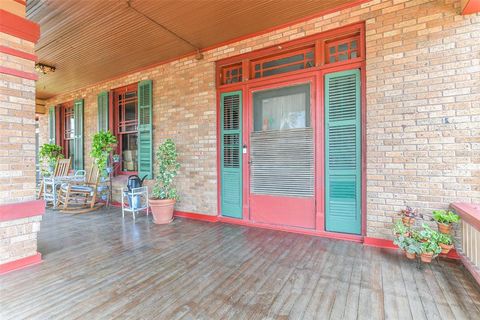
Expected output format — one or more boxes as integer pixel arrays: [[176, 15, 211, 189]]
[[399, 206, 417, 227], [150, 139, 180, 224], [432, 209, 460, 234], [437, 233, 454, 254]]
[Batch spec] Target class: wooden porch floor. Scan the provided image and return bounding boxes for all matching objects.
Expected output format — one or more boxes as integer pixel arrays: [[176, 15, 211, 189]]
[[1, 208, 479, 319]]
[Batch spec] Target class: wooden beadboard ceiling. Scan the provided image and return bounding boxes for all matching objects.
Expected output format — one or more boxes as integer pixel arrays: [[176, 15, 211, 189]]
[[28, 0, 359, 99]]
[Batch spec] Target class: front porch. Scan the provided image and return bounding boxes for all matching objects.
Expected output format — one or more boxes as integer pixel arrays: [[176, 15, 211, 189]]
[[1, 209, 479, 319]]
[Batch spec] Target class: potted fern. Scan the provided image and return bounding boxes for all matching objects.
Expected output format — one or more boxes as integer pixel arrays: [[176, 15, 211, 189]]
[[150, 139, 180, 224], [90, 131, 117, 177], [39, 143, 64, 175], [432, 209, 460, 234]]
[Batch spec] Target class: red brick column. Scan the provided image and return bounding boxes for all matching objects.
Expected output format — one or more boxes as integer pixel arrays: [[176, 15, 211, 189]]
[[0, 0, 44, 274]]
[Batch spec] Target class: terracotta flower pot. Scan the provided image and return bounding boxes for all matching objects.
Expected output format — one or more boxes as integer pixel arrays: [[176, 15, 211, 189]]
[[149, 199, 176, 224], [405, 251, 416, 260], [437, 222, 452, 234], [420, 252, 434, 263], [402, 216, 415, 227], [439, 243, 453, 255]]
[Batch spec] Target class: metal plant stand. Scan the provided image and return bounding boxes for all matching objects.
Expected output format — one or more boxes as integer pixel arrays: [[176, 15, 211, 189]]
[[121, 186, 149, 221]]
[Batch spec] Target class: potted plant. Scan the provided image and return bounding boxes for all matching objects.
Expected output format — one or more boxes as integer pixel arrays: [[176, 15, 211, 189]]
[[437, 233, 454, 254], [399, 206, 417, 227], [150, 139, 180, 224], [90, 131, 117, 177], [420, 238, 441, 263], [432, 209, 460, 234], [39, 143, 64, 176], [394, 234, 421, 260], [393, 220, 410, 237]]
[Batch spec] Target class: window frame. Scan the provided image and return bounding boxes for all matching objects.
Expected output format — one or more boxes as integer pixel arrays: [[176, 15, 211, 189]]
[[112, 83, 139, 176], [58, 100, 75, 160]]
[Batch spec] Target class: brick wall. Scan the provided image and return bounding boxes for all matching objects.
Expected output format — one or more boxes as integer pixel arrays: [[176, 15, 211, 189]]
[[41, 0, 480, 239], [0, 216, 41, 264], [0, 32, 37, 204]]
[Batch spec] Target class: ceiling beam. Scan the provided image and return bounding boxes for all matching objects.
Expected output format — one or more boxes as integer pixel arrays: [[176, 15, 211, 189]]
[[461, 0, 480, 15]]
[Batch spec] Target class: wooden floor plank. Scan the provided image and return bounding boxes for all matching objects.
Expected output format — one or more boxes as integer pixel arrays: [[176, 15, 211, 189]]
[[0, 209, 479, 319]]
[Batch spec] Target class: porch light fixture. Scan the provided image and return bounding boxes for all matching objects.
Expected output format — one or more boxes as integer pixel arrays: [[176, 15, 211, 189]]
[[35, 63, 56, 74]]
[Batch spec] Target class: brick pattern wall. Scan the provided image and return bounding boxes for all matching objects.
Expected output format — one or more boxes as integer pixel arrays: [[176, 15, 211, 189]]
[[0, 216, 41, 264], [41, 0, 480, 238], [0, 32, 37, 204]]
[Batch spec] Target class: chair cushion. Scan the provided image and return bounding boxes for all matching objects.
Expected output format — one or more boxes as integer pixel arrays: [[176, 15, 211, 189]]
[[62, 184, 93, 193]]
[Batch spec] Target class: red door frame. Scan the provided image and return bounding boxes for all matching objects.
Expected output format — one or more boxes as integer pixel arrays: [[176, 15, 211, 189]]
[[216, 22, 367, 241]]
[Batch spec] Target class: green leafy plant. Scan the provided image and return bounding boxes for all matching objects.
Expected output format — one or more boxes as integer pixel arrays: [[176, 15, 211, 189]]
[[90, 131, 117, 177], [151, 139, 180, 200], [437, 233, 453, 245], [420, 238, 441, 255], [432, 210, 460, 224], [393, 234, 421, 255], [39, 143, 64, 175], [393, 220, 410, 236], [419, 223, 439, 241]]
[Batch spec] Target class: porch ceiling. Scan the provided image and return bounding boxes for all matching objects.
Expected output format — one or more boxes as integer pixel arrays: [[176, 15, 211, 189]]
[[28, 0, 360, 100]]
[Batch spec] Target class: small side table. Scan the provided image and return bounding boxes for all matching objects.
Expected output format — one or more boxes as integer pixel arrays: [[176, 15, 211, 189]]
[[121, 186, 149, 221]]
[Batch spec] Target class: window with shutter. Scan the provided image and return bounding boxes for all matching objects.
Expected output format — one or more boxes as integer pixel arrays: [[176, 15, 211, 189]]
[[325, 69, 361, 235], [221, 91, 243, 218], [48, 106, 56, 144], [137, 80, 153, 179], [97, 91, 109, 132], [73, 99, 84, 170]]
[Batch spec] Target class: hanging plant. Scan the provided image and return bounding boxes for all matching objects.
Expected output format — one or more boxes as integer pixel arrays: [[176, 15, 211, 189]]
[[39, 143, 64, 175], [90, 131, 117, 177]]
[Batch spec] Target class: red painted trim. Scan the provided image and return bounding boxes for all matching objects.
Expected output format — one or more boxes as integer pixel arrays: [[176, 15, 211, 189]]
[[462, 0, 480, 15], [363, 237, 397, 250], [451, 202, 480, 231], [13, 0, 27, 6], [0, 200, 45, 222], [0, 253, 42, 275], [219, 216, 364, 243], [0, 9, 40, 43], [363, 236, 460, 260], [459, 253, 480, 286], [174, 211, 219, 223], [0, 66, 38, 80], [47, 3, 368, 100], [0, 45, 37, 61]]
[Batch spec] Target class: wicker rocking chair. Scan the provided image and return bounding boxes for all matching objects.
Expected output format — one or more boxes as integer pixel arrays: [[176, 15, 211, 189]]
[[57, 165, 103, 213]]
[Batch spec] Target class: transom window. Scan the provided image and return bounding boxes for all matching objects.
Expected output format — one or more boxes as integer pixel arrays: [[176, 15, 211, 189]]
[[251, 47, 314, 80], [325, 36, 359, 64], [217, 23, 363, 86], [113, 84, 138, 174]]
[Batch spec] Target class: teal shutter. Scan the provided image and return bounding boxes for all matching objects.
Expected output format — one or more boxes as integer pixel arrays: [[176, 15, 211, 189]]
[[325, 69, 361, 234], [220, 91, 242, 218], [97, 91, 109, 132], [48, 106, 56, 144], [73, 99, 84, 170], [137, 80, 153, 179]]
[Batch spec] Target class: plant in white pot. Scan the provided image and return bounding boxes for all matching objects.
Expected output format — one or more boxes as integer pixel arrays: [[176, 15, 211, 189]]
[[150, 139, 180, 224]]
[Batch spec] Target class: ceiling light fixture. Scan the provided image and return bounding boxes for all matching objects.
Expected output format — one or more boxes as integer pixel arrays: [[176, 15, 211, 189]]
[[35, 63, 56, 74]]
